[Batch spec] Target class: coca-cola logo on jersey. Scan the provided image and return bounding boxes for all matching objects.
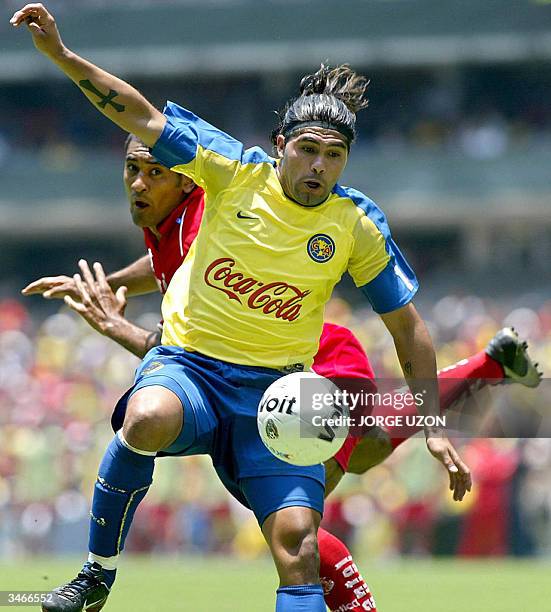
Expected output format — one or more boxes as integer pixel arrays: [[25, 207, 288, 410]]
[[204, 258, 310, 321]]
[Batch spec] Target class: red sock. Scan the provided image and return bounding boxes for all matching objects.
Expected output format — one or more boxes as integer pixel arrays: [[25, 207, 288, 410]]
[[318, 527, 377, 611], [438, 350, 504, 385], [333, 353, 505, 465]]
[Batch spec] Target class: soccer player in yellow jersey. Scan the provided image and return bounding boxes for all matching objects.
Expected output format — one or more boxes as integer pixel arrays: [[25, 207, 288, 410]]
[[12, 5, 471, 611]]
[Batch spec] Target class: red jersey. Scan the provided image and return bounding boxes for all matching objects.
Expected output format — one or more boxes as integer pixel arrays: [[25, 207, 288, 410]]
[[143, 186, 204, 293], [143, 187, 373, 379]]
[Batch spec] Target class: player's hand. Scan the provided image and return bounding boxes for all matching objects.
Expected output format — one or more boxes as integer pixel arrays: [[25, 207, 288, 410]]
[[63, 259, 128, 336], [10, 4, 66, 59], [425, 434, 472, 502], [22, 275, 78, 300]]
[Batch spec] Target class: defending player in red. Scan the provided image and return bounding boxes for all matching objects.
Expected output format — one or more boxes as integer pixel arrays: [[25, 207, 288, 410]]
[[24, 136, 541, 612], [23, 136, 542, 487], [12, 4, 542, 611]]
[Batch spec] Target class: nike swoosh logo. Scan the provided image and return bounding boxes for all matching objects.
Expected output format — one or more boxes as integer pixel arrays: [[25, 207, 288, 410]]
[[85, 595, 109, 610], [237, 211, 258, 220]]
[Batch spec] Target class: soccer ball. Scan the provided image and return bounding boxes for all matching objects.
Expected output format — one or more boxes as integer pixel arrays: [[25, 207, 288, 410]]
[[257, 372, 350, 466]]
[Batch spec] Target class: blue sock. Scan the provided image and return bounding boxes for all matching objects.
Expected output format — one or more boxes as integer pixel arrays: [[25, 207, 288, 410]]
[[276, 584, 325, 611], [87, 433, 155, 586]]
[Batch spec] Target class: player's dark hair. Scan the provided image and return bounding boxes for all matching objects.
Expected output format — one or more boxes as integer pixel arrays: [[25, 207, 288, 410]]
[[124, 133, 140, 150], [271, 64, 369, 148]]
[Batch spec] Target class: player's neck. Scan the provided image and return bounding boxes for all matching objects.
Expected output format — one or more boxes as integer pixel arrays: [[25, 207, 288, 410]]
[[148, 225, 162, 240]]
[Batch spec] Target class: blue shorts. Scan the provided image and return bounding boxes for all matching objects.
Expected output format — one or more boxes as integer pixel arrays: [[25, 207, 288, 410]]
[[111, 346, 325, 525]]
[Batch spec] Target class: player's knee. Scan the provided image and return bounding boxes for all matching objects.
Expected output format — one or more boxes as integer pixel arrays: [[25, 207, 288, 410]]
[[282, 522, 318, 554], [276, 521, 320, 581], [123, 387, 183, 451]]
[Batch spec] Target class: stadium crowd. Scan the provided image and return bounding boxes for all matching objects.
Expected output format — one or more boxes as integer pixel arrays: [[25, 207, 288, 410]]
[[1, 65, 550, 161], [1, 294, 550, 560]]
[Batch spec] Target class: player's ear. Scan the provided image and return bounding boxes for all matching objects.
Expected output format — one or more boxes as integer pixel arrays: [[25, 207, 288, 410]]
[[180, 175, 196, 194], [275, 134, 286, 158]]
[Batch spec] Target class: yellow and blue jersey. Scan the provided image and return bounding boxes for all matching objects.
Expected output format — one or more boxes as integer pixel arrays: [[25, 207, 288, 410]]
[[151, 102, 418, 369]]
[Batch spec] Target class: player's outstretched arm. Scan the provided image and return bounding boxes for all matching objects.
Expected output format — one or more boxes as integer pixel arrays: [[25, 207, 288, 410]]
[[64, 260, 161, 358], [22, 274, 78, 300], [381, 302, 472, 502], [10, 4, 165, 146], [22, 255, 159, 300]]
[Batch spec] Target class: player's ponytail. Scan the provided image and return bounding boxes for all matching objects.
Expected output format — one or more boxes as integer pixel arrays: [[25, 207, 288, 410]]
[[271, 64, 370, 148], [299, 64, 369, 114]]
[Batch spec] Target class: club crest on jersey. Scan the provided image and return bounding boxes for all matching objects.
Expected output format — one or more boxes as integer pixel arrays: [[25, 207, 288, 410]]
[[141, 361, 165, 376], [307, 234, 335, 263]]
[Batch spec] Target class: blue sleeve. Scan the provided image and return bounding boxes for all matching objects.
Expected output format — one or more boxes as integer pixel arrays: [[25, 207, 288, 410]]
[[334, 184, 419, 314], [359, 240, 419, 314], [151, 101, 245, 170]]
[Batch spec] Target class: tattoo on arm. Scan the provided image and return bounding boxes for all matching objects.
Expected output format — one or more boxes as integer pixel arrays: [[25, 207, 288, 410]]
[[79, 79, 126, 112], [404, 361, 413, 376]]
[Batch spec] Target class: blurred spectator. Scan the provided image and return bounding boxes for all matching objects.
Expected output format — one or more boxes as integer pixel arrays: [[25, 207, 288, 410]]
[[458, 112, 510, 159], [1, 294, 550, 560]]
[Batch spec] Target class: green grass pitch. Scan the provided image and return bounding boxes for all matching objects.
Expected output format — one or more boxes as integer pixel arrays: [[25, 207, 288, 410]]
[[1, 557, 550, 611]]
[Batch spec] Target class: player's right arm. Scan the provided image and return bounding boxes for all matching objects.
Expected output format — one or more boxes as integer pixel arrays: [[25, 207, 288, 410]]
[[12, 5, 246, 196], [10, 4, 165, 147], [22, 255, 158, 299]]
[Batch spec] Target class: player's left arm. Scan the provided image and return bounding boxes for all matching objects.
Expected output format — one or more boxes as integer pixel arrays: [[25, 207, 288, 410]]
[[347, 197, 471, 500], [64, 260, 161, 358], [380, 302, 438, 408], [381, 302, 472, 501]]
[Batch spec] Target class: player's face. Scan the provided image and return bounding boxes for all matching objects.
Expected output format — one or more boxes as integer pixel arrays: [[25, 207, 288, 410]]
[[276, 129, 348, 207], [124, 139, 195, 229]]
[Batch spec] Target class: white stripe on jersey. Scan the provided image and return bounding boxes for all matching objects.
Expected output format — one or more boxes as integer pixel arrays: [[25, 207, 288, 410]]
[[394, 264, 414, 291]]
